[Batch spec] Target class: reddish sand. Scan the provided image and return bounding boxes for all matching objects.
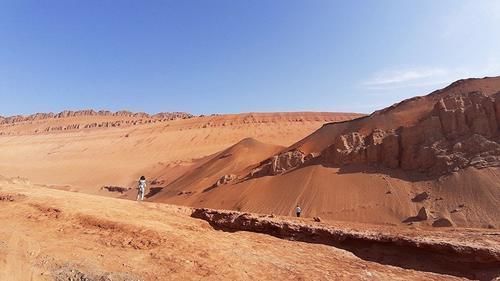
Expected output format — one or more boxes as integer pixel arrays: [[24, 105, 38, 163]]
[[0, 112, 360, 193], [1, 178, 497, 280]]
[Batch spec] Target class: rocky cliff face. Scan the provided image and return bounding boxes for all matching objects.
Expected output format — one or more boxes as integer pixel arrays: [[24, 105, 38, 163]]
[[252, 91, 500, 176], [322, 91, 500, 175]]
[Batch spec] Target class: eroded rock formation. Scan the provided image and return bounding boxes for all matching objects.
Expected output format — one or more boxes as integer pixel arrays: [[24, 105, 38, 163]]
[[191, 208, 500, 280], [213, 174, 238, 187], [432, 217, 454, 227], [250, 150, 306, 176], [238, 91, 500, 177], [321, 91, 500, 175], [416, 207, 429, 221]]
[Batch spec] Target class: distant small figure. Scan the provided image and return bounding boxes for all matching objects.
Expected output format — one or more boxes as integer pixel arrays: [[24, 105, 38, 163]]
[[295, 205, 302, 217], [137, 176, 146, 201]]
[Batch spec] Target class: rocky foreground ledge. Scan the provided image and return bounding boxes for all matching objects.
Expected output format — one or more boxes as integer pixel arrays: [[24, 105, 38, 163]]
[[191, 208, 500, 281]]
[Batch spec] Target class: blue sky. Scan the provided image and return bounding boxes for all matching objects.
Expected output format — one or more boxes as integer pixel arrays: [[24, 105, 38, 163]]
[[1, 0, 499, 116]]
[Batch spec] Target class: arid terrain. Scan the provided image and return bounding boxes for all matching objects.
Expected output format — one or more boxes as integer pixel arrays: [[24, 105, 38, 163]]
[[148, 77, 500, 230], [0, 77, 500, 280], [1, 178, 499, 281]]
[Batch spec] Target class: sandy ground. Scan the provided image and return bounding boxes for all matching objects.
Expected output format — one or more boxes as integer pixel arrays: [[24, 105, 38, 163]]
[[1, 179, 489, 281]]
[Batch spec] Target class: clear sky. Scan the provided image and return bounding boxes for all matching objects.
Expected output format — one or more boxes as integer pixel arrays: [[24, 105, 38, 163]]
[[1, 1, 499, 116]]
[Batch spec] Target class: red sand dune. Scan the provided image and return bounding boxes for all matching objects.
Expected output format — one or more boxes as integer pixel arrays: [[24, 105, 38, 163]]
[[0, 111, 361, 193]]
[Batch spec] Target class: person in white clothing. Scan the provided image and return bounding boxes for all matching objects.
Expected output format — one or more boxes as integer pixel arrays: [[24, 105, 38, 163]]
[[137, 176, 146, 201], [295, 205, 302, 217]]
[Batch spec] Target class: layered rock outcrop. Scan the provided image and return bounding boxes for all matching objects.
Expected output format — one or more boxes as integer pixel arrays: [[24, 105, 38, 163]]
[[323, 129, 401, 169], [321, 91, 500, 175], [239, 91, 500, 177], [191, 208, 500, 280], [250, 150, 306, 176]]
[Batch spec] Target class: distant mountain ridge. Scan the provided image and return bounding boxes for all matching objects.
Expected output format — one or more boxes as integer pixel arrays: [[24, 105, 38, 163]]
[[0, 110, 194, 125]]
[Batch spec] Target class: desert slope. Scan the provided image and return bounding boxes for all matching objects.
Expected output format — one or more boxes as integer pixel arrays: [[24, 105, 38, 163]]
[[0, 111, 361, 193], [149, 138, 283, 197], [151, 77, 500, 229]]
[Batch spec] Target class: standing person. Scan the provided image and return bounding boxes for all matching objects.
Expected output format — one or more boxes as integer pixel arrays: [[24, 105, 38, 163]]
[[295, 205, 302, 217], [137, 176, 146, 201]]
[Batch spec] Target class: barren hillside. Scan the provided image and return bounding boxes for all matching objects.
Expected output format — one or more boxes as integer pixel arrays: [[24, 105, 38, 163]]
[[150, 77, 500, 229]]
